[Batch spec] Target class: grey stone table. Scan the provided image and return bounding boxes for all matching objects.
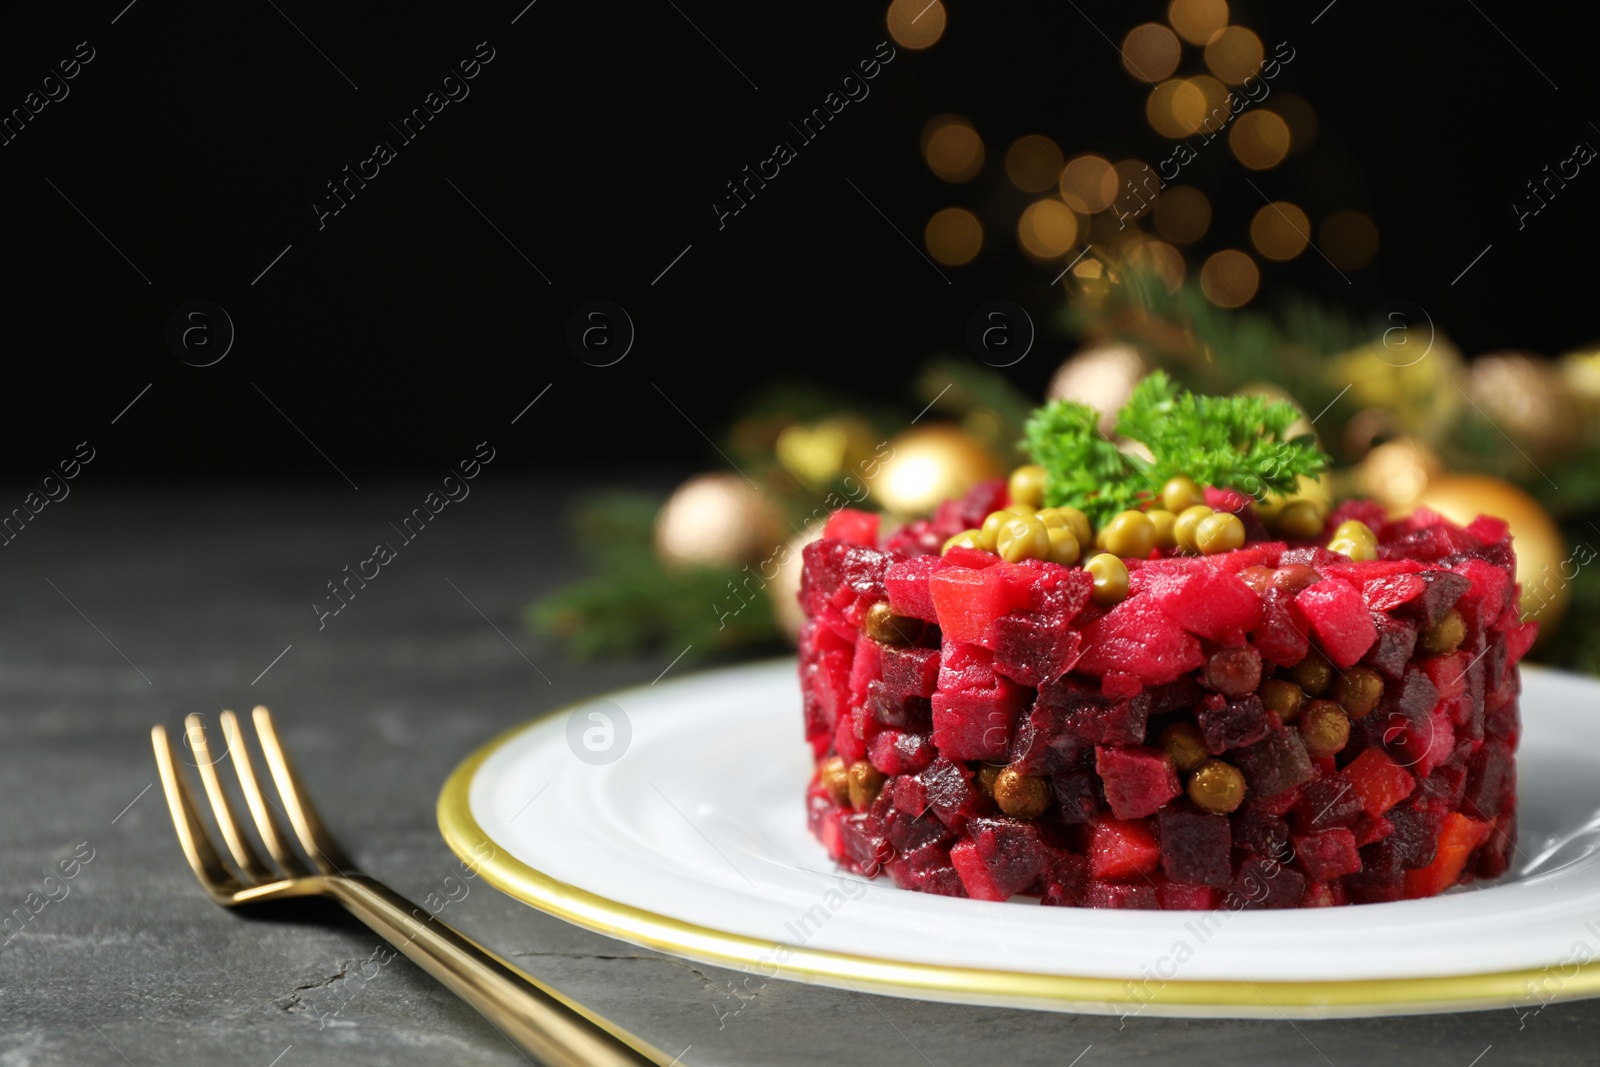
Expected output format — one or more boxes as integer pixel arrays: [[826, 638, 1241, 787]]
[[1, 478, 1593, 1066]]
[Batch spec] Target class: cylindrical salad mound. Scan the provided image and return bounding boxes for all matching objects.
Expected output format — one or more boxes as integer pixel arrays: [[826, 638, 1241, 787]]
[[798, 380, 1534, 910]]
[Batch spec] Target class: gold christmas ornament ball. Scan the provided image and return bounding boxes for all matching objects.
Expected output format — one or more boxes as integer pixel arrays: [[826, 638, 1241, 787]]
[[1360, 437, 1442, 510], [1333, 337, 1465, 444], [772, 526, 825, 642], [871, 424, 1002, 516], [1468, 352, 1578, 460], [1047, 343, 1146, 434], [1411, 473, 1568, 629], [654, 472, 786, 570], [775, 416, 877, 491]]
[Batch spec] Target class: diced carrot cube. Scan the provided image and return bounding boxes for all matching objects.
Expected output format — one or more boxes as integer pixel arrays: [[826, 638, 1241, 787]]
[[1343, 748, 1416, 817], [1403, 813, 1491, 898]]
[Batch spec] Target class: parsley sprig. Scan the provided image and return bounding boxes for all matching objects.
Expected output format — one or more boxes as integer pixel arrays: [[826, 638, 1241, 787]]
[[1021, 371, 1328, 525]]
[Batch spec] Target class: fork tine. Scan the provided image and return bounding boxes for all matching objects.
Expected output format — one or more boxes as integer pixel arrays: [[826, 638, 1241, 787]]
[[151, 725, 242, 899], [221, 710, 311, 878], [252, 706, 354, 874], [186, 712, 276, 882]]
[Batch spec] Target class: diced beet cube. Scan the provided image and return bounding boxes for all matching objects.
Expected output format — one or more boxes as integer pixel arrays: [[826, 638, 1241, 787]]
[[882, 518, 943, 561], [1214, 542, 1286, 572], [968, 817, 1050, 899], [839, 806, 894, 876], [1196, 693, 1272, 754], [1361, 572, 1426, 613], [884, 555, 941, 623], [1234, 727, 1314, 798], [1228, 855, 1305, 909], [1159, 882, 1220, 909], [1095, 745, 1181, 820], [800, 540, 848, 616], [1387, 804, 1443, 869], [1135, 562, 1264, 644], [1037, 676, 1151, 745], [1076, 596, 1205, 685], [1293, 776, 1363, 832], [1101, 671, 1143, 699], [1475, 811, 1517, 880], [1086, 880, 1161, 909], [1007, 700, 1080, 776], [823, 508, 880, 546], [868, 730, 936, 776], [848, 631, 882, 709], [879, 645, 940, 701], [891, 774, 926, 816], [989, 612, 1083, 685], [1402, 570, 1472, 629], [1038, 851, 1088, 906], [1343, 748, 1416, 816], [1293, 579, 1377, 667], [932, 479, 1008, 537], [882, 792, 949, 854], [1148, 676, 1205, 714], [949, 839, 1007, 901], [1462, 740, 1514, 822], [918, 758, 983, 832], [1327, 498, 1389, 536], [1255, 588, 1311, 667], [931, 643, 1026, 760], [866, 681, 932, 731], [929, 566, 1032, 644], [1050, 769, 1099, 824], [1386, 704, 1455, 780], [831, 546, 891, 620], [1088, 817, 1161, 880], [1016, 558, 1093, 620], [1451, 559, 1512, 636], [1158, 809, 1232, 887], [1344, 838, 1404, 903], [1425, 652, 1469, 702], [1234, 808, 1290, 860], [942, 546, 1001, 570], [1205, 485, 1254, 515], [1363, 613, 1418, 680], [1394, 663, 1444, 719], [1350, 812, 1394, 847], [1292, 828, 1362, 882]]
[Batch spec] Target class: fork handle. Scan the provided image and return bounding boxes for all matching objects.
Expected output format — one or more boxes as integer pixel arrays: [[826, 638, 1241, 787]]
[[325, 875, 670, 1067]]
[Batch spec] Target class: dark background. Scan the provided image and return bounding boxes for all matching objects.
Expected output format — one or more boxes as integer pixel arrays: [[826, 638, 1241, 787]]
[[1, 0, 1590, 481]]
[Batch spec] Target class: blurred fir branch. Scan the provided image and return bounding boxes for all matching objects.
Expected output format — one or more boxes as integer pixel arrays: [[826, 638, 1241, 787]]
[[528, 492, 781, 663]]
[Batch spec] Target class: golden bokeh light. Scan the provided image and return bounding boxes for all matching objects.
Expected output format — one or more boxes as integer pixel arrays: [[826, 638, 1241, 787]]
[[1153, 186, 1211, 244], [1321, 211, 1380, 270], [1018, 199, 1080, 259], [1173, 76, 1229, 136], [1121, 23, 1182, 82], [1204, 26, 1263, 84], [1168, 0, 1228, 45], [1199, 249, 1260, 308], [1274, 93, 1319, 156], [1114, 159, 1157, 208], [1128, 238, 1186, 292], [1006, 135, 1064, 193], [887, 0, 946, 50], [1059, 154, 1118, 214], [922, 115, 984, 182], [924, 207, 984, 266], [1146, 80, 1196, 140], [1229, 109, 1291, 169], [1249, 201, 1311, 261]]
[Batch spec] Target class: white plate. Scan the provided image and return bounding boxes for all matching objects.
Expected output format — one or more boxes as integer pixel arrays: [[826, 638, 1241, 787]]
[[439, 660, 1600, 1018]]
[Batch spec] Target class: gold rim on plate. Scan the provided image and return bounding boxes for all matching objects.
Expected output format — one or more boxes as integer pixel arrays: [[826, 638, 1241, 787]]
[[437, 704, 1600, 1017]]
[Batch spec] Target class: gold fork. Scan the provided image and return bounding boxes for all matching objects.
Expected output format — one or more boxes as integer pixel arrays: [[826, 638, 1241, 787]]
[[152, 706, 670, 1067]]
